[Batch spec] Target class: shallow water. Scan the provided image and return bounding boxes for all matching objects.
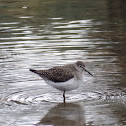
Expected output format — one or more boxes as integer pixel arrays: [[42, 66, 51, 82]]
[[0, 0, 126, 126]]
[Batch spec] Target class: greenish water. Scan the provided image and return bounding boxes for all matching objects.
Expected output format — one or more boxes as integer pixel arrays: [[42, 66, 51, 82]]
[[0, 0, 126, 126]]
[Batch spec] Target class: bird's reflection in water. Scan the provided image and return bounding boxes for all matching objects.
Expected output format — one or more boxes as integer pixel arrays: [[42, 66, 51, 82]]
[[36, 103, 86, 126]]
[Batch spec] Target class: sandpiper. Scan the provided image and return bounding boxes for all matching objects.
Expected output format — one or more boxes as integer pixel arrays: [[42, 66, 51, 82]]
[[29, 61, 93, 102]]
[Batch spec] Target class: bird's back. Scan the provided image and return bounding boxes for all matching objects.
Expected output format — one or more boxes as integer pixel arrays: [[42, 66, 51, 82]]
[[29, 65, 74, 83]]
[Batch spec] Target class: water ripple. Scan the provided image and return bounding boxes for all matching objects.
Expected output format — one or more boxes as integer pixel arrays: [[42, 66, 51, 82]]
[[4, 89, 126, 105]]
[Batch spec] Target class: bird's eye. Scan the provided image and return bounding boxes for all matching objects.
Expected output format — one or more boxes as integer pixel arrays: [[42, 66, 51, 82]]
[[79, 65, 82, 67]]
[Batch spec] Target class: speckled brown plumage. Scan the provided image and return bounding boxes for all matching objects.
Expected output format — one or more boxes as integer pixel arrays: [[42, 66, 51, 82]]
[[30, 65, 75, 82]]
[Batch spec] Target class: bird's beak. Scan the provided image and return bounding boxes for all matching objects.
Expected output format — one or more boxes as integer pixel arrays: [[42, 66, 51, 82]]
[[83, 67, 93, 76]]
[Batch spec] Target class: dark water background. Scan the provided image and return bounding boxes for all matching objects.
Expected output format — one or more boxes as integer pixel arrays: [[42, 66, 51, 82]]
[[0, 0, 126, 126]]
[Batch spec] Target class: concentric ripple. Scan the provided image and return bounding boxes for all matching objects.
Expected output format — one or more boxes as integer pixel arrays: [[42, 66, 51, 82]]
[[6, 89, 104, 104]]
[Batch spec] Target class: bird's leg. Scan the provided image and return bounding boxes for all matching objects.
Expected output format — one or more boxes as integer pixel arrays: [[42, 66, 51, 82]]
[[63, 90, 66, 103]]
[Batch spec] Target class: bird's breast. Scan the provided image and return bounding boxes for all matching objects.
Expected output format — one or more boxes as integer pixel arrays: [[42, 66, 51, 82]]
[[44, 77, 83, 91]]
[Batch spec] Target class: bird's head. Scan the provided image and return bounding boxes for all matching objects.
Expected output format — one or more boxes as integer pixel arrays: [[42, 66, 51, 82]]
[[75, 61, 93, 76]]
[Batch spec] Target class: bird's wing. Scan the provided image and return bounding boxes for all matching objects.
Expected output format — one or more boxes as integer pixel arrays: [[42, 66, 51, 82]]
[[37, 67, 74, 83]]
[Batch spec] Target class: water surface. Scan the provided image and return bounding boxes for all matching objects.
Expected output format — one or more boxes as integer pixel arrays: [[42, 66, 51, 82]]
[[0, 0, 126, 126]]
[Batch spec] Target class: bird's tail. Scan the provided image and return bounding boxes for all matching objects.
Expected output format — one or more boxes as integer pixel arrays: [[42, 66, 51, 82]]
[[29, 68, 37, 73]]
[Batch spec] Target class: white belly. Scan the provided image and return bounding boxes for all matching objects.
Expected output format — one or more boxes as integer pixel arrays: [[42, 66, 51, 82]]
[[45, 78, 83, 91]]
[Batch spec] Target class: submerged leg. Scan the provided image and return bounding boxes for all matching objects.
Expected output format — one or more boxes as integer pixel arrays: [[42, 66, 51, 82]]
[[63, 90, 66, 103]]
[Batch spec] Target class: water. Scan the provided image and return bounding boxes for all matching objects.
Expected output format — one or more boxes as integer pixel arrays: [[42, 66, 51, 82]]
[[0, 0, 126, 126]]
